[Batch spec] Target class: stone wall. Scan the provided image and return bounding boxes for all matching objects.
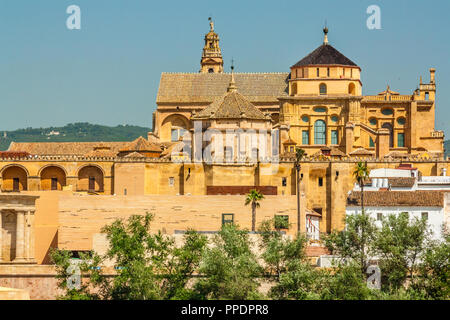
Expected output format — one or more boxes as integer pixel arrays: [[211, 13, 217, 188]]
[[57, 194, 300, 251]]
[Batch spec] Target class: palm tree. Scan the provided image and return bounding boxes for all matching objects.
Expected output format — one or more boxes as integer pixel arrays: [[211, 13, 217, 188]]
[[353, 161, 370, 214], [245, 189, 264, 232], [294, 147, 306, 233]]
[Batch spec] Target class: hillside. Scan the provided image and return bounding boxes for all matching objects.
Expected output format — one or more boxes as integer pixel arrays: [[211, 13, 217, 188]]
[[0, 123, 151, 151]]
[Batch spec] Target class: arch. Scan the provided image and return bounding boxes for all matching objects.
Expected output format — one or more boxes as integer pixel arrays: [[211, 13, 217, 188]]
[[382, 123, 394, 148], [348, 83, 356, 95], [77, 165, 104, 192], [76, 163, 105, 176], [40, 166, 67, 191], [1, 165, 28, 191], [161, 114, 190, 142], [319, 83, 327, 95], [314, 120, 326, 145]]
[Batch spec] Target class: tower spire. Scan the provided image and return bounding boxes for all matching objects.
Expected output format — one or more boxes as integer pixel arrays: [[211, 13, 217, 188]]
[[200, 17, 224, 73], [323, 23, 329, 45], [227, 59, 237, 92]]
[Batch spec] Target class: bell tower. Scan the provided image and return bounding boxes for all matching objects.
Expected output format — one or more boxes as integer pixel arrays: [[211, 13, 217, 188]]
[[200, 17, 224, 73]]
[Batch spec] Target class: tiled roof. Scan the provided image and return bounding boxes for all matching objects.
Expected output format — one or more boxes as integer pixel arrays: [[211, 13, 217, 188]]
[[292, 44, 357, 67], [330, 148, 346, 157], [349, 148, 374, 156], [8, 141, 129, 156], [387, 177, 416, 188], [366, 177, 417, 188], [119, 136, 162, 153], [347, 190, 444, 207], [384, 151, 410, 159], [123, 151, 146, 158], [192, 90, 268, 120], [84, 149, 117, 158], [156, 73, 289, 104]]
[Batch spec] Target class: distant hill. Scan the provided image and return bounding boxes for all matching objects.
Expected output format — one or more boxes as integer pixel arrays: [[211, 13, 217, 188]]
[[0, 123, 151, 151]]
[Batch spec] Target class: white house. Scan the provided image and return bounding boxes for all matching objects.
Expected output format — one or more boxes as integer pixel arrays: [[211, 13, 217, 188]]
[[347, 164, 449, 241]]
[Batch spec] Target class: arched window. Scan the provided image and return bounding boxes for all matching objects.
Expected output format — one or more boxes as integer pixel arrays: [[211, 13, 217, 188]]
[[319, 83, 327, 95], [208, 68, 214, 73], [314, 120, 326, 145], [348, 83, 356, 95]]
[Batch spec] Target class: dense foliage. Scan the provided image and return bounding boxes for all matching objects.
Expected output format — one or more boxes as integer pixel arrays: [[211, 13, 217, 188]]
[[0, 122, 151, 150], [51, 212, 449, 300]]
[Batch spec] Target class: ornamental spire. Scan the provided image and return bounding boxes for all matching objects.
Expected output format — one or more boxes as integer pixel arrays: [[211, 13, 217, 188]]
[[323, 24, 329, 45], [227, 59, 237, 92]]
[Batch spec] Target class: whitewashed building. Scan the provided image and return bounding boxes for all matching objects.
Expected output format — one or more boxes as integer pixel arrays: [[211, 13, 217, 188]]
[[346, 165, 449, 241]]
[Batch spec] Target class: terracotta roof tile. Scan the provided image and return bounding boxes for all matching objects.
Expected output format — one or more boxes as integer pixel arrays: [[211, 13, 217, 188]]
[[349, 148, 374, 156], [192, 90, 268, 120], [156, 73, 289, 104], [119, 136, 162, 153], [9, 141, 128, 156], [347, 190, 444, 207]]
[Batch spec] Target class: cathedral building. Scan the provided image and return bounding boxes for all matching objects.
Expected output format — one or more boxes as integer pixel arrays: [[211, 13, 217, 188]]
[[153, 21, 444, 160], [0, 18, 448, 242]]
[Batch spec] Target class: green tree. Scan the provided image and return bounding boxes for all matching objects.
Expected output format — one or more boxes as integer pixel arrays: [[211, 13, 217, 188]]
[[413, 232, 450, 299], [52, 213, 207, 300], [195, 224, 263, 299], [324, 213, 377, 274], [258, 219, 323, 300], [320, 263, 373, 300], [245, 189, 264, 232], [374, 212, 431, 291], [50, 250, 103, 300], [353, 161, 370, 214]]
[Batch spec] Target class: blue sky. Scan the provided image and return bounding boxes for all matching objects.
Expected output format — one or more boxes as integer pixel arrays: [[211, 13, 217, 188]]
[[0, 0, 449, 136]]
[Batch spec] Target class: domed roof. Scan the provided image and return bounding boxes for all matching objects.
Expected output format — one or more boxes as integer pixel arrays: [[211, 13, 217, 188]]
[[292, 43, 357, 68]]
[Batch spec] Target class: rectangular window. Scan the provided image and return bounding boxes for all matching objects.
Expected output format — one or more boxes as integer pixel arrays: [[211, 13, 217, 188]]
[[327, 68, 330, 77], [425, 92, 429, 101], [331, 130, 338, 145], [169, 177, 174, 187], [421, 212, 428, 220], [89, 177, 95, 191], [13, 178, 20, 191], [51, 178, 58, 190], [282, 177, 287, 187], [222, 213, 234, 225], [316, 68, 319, 77], [377, 213, 383, 221], [274, 215, 289, 229], [318, 177, 323, 187], [397, 133, 405, 148], [302, 130, 309, 145], [369, 137, 375, 148]]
